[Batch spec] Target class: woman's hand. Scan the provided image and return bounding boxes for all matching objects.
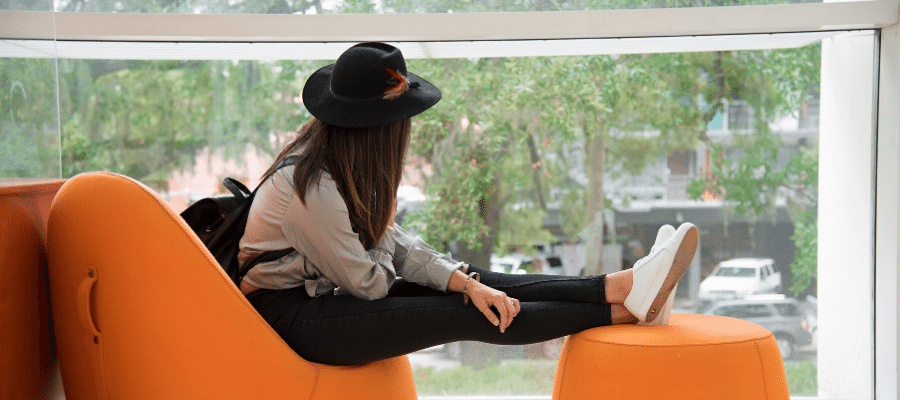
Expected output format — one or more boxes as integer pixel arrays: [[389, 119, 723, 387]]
[[467, 280, 521, 333]]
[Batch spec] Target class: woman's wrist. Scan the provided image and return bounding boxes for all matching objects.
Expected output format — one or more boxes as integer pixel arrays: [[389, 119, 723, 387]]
[[447, 269, 469, 293], [463, 271, 480, 304]]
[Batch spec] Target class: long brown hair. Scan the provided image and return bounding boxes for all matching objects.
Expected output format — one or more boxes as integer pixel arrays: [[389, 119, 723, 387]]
[[264, 117, 411, 249]]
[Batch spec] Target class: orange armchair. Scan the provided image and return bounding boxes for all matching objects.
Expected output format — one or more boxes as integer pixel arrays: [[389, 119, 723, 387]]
[[47, 172, 417, 399]]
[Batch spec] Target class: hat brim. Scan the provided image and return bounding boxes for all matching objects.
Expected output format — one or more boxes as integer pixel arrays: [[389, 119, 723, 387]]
[[302, 64, 442, 128]]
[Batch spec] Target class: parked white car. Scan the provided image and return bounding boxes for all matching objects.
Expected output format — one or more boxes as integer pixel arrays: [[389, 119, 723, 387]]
[[699, 258, 782, 302], [490, 255, 528, 274]]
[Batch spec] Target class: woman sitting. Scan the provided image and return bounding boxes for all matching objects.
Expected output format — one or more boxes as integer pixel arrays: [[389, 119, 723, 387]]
[[239, 42, 698, 366]]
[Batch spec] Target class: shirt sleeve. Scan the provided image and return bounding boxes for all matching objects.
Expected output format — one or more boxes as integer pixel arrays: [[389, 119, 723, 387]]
[[280, 175, 397, 301], [390, 223, 465, 292]]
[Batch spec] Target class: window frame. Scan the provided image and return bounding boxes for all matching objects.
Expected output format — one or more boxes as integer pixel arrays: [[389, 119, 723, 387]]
[[0, 0, 897, 43]]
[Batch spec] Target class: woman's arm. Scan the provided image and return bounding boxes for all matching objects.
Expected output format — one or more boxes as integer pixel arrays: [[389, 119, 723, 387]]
[[281, 176, 397, 300], [389, 224, 465, 291]]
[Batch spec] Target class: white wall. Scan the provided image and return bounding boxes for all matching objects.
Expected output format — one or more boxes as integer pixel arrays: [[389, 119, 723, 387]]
[[818, 30, 877, 400]]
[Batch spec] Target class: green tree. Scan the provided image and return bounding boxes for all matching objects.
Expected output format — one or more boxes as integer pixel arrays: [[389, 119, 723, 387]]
[[381, 0, 819, 282], [687, 46, 820, 295], [56, 59, 322, 186], [402, 53, 698, 272], [0, 57, 61, 178], [403, 46, 819, 280]]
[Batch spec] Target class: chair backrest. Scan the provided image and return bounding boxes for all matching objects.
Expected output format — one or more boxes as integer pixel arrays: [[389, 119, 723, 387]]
[[47, 172, 317, 399], [0, 181, 65, 400]]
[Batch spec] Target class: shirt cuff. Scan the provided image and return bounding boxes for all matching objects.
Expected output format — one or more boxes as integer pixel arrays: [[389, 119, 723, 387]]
[[428, 253, 465, 291]]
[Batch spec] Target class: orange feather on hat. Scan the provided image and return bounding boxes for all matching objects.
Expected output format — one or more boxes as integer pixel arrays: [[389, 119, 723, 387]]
[[383, 68, 410, 100]]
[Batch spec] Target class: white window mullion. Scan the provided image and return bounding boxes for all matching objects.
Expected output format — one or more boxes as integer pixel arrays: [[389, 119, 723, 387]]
[[876, 22, 900, 400], [818, 29, 877, 400]]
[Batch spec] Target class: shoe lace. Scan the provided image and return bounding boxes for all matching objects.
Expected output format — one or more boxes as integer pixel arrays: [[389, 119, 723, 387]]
[[634, 241, 666, 270]]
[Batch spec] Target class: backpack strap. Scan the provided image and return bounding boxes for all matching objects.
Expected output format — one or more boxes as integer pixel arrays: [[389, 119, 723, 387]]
[[223, 178, 251, 199], [238, 157, 300, 279], [240, 248, 296, 279]]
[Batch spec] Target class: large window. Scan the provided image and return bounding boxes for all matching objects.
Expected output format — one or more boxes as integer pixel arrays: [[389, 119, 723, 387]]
[[2, 1, 897, 399]]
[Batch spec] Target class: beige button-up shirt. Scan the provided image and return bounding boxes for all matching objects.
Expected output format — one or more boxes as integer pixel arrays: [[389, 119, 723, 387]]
[[238, 151, 463, 300]]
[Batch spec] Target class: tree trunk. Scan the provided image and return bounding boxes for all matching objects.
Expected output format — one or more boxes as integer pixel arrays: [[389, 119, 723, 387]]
[[583, 130, 606, 276], [526, 134, 547, 210], [453, 182, 503, 369], [454, 184, 502, 271]]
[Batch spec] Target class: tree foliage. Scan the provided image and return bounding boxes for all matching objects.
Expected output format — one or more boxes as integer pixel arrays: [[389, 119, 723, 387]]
[[53, 58, 324, 185], [687, 46, 820, 295], [0, 57, 61, 177]]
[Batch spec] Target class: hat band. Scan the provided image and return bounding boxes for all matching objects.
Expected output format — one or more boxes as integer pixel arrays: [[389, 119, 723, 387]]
[[330, 81, 420, 103]]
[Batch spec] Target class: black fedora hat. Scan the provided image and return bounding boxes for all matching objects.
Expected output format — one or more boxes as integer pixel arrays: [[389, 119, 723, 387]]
[[302, 42, 442, 128]]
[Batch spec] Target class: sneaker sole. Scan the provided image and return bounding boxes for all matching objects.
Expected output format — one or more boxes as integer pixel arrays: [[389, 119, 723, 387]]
[[644, 226, 698, 323]]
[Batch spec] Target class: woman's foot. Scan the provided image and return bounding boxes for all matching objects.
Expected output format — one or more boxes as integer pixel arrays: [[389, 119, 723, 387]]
[[603, 225, 674, 304], [624, 223, 698, 324]]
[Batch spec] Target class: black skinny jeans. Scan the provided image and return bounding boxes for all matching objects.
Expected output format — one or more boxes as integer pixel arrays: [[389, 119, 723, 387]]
[[246, 266, 612, 366]]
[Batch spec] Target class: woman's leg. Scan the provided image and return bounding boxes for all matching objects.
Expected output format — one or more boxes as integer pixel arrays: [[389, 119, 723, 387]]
[[388, 270, 636, 324], [467, 267, 637, 325], [247, 284, 612, 366], [467, 266, 609, 304]]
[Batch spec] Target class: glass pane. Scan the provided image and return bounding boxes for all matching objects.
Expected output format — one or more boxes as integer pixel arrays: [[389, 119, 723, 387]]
[[1, 0, 52, 11], [53, 0, 827, 14], [57, 58, 325, 205], [59, 39, 829, 397], [1, 0, 60, 179], [403, 47, 821, 397]]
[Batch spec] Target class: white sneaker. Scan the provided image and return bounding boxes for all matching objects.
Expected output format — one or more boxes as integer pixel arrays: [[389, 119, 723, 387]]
[[651, 224, 676, 254], [625, 222, 698, 324], [638, 287, 676, 326], [638, 225, 677, 326]]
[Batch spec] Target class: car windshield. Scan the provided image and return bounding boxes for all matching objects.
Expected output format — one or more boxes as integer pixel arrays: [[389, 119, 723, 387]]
[[714, 266, 757, 277]]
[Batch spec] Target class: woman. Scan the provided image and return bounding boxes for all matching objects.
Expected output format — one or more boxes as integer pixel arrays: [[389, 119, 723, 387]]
[[239, 42, 698, 366]]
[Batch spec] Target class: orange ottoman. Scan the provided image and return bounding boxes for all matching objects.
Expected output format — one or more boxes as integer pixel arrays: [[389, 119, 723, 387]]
[[552, 314, 788, 400]]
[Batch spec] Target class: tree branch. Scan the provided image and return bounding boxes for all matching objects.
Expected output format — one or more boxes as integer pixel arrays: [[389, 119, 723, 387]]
[[526, 132, 548, 210]]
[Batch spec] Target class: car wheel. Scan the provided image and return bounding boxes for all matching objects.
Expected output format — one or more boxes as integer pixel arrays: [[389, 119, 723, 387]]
[[775, 334, 794, 360]]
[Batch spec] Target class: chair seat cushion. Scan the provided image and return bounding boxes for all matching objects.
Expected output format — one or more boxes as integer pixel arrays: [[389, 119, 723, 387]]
[[553, 314, 789, 400]]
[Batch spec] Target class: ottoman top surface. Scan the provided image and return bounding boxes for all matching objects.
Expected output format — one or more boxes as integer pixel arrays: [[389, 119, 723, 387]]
[[574, 314, 773, 347]]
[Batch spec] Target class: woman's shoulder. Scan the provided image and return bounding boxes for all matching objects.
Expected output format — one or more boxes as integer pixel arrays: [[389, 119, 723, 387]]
[[304, 171, 342, 205]]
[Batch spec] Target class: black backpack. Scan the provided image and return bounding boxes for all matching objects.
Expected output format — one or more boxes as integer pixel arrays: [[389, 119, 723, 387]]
[[180, 159, 296, 286]]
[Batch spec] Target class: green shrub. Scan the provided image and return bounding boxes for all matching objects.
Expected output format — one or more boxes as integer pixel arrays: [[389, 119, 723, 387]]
[[785, 360, 817, 396], [415, 359, 817, 396], [413, 361, 557, 395]]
